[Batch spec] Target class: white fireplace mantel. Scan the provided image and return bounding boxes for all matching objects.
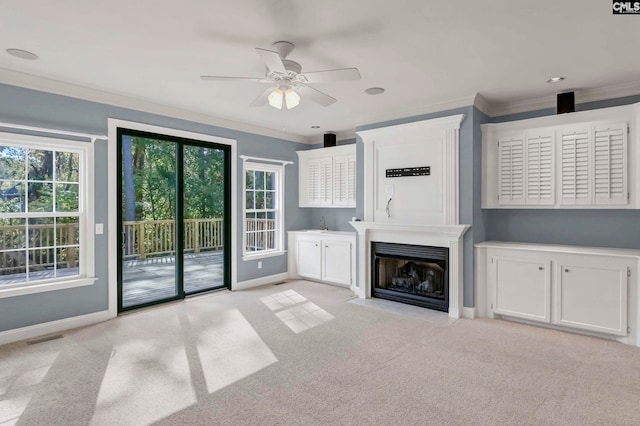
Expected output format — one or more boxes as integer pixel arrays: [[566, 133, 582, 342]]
[[350, 221, 469, 318]]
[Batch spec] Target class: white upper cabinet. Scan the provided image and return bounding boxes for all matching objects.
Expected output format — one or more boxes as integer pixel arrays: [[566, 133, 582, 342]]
[[593, 123, 628, 205], [498, 135, 525, 205], [482, 103, 638, 209], [559, 126, 592, 205], [298, 145, 356, 208]]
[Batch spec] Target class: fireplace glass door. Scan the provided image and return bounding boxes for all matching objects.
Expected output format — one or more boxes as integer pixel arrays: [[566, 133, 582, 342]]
[[372, 242, 449, 311]]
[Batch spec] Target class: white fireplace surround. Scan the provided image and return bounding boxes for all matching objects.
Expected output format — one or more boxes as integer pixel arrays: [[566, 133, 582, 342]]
[[352, 114, 470, 318], [350, 222, 468, 317]]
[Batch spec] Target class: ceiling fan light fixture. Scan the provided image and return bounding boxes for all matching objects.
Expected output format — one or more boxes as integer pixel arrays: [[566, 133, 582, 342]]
[[268, 88, 284, 109], [284, 88, 300, 109]]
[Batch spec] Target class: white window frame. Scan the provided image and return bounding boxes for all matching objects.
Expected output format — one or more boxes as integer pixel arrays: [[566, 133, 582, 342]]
[[0, 132, 96, 298], [242, 161, 285, 260]]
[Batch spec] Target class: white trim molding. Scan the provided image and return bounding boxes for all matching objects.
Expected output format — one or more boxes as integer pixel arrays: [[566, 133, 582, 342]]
[[0, 68, 309, 144], [0, 310, 111, 346], [356, 113, 465, 226], [350, 222, 469, 318], [234, 272, 290, 291], [107, 119, 238, 317]]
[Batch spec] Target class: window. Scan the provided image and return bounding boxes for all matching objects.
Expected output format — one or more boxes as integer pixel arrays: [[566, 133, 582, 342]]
[[0, 133, 95, 297], [243, 161, 284, 259]]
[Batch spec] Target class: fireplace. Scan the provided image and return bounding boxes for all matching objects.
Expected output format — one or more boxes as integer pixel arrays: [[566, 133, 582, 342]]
[[372, 242, 449, 312]]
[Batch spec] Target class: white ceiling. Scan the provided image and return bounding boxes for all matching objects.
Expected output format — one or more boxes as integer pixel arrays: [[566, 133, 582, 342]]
[[1, 0, 639, 142]]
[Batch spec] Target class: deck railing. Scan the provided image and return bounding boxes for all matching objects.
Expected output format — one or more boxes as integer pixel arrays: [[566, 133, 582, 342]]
[[123, 218, 225, 260], [0, 223, 79, 273], [2, 218, 276, 266]]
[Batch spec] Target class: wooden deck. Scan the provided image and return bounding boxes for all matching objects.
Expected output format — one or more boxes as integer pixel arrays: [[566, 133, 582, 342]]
[[0, 251, 225, 308], [122, 251, 224, 307]]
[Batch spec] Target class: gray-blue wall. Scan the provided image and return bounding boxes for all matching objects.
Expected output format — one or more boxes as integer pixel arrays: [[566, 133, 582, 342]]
[[355, 106, 478, 307], [0, 83, 311, 332], [485, 95, 640, 250]]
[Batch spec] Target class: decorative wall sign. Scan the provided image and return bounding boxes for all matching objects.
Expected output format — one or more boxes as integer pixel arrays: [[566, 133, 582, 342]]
[[385, 166, 430, 178]]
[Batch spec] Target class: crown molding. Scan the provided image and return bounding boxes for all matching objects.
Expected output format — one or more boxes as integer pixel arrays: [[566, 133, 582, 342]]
[[485, 79, 640, 117], [359, 94, 477, 129], [472, 93, 493, 116], [0, 68, 311, 144]]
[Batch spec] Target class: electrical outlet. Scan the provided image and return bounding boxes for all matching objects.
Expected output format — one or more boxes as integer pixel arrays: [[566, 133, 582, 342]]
[[258, 261, 262, 269], [95, 223, 104, 234], [385, 184, 394, 196]]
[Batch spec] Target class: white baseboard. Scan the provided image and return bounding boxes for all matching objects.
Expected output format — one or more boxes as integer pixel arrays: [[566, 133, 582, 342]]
[[0, 310, 112, 346], [462, 307, 477, 319], [234, 272, 290, 291]]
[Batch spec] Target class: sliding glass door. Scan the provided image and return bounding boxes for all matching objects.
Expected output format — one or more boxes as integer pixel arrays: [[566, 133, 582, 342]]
[[117, 129, 230, 311]]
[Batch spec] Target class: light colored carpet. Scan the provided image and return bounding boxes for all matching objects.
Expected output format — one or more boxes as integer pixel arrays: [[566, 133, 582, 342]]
[[1, 280, 640, 425]]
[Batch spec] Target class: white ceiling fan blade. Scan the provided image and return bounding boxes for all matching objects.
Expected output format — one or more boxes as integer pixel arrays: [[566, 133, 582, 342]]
[[298, 68, 361, 83], [255, 48, 287, 74], [298, 86, 337, 107], [200, 75, 270, 83], [250, 86, 277, 107]]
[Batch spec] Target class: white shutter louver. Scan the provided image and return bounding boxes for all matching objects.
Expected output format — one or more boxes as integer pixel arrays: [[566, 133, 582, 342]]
[[526, 133, 554, 205], [594, 123, 628, 205], [498, 137, 525, 205], [347, 155, 356, 205], [332, 154, 357, 206], [560, 129, 591, 205]]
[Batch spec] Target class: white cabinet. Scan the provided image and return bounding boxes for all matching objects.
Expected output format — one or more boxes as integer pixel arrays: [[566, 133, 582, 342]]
[[321, 239, 352, 286], [482, 103, 637, 209], [288, 231, 356, 288], [554, 262, 628, 336], [296, 237, 322, 280], [493, 256, 551, 322], [477, 242, 637, 342], [297, 145, 356, 208]]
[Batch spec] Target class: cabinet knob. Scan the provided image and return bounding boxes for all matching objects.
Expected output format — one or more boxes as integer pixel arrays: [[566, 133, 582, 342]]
[[538, 266, 543, 270], [564, 268, 569, 273], [315, 244, 318, 247], [325, 245, 329, 248]]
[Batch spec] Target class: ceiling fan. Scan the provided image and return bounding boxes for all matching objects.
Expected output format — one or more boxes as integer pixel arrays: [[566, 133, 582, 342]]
[[200, 41, 361, 110]]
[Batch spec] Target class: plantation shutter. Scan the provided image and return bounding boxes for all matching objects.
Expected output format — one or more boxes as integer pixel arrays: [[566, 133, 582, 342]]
[[525, 133, 554, 205], [498, 136, 525, 205], [593, 123, 628, 205], [307, 158, 332, 205], [560, 128, 591, 205], [333, 154, 356, 206]]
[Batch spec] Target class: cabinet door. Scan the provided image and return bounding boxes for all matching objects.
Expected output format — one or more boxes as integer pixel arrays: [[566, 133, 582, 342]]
[[296, 237, 321, 280], [554, 262, 627, 336], [498, 136, 525, 205], [333, 154, 356, 207], [307, 158, 333, 206], [525, 132, 554, 205], [321, 239, 352, 286], [593, 123, 628, 205], [560, 127, 591, 205], [493, 256, 551, 322]]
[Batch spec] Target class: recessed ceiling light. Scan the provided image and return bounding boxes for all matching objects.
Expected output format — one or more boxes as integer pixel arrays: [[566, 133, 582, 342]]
[[365, 87, 385, 95], [546, 76, 565, 83], [311, 125, 320, 129], [6, 48, 39, 60]]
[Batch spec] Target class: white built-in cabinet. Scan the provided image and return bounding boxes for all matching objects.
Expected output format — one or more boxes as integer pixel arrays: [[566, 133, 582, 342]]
[[288, 231, 355, 288], [476, 242, 638, 342], [483, 103, 639, 208], [297, 145, 356, 208]]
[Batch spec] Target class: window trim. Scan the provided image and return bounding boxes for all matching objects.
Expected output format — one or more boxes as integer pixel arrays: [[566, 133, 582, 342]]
[[242, 161, 285, 261], [0, 132, 96, 298]]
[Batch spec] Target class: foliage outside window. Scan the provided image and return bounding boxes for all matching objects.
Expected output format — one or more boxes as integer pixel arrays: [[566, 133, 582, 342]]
[[243, 162, 283, 258], [0, 137, 89, 288]]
